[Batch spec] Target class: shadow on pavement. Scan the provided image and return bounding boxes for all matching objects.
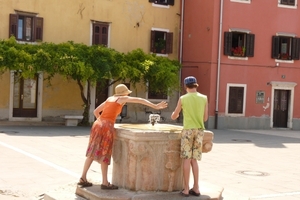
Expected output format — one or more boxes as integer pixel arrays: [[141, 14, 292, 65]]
[[0, 126, 91, 137], [211, 129, 300, 148], [1, 123, 299, 148]]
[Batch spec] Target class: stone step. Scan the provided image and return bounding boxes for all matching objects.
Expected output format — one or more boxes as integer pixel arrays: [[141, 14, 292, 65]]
[[44, 182, 223, 200], [76, 182, 223, 200]]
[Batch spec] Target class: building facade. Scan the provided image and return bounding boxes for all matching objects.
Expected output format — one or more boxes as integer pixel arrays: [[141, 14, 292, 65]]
[[0, 0, 181, 123], [181, 0, 300, 129]]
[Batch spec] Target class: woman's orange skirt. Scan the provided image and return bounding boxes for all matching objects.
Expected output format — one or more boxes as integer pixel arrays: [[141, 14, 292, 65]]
[[86, 119, 115, 165]]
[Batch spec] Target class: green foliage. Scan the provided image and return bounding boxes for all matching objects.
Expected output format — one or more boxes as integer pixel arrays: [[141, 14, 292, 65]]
[[144, 54, 181, 95], [123, 48, 181, 94], [0, 37, 181, 123], [154, 38, 166, 51]]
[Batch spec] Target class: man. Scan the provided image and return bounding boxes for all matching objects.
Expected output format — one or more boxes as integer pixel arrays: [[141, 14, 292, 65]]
[[171, 76, 208, 197]]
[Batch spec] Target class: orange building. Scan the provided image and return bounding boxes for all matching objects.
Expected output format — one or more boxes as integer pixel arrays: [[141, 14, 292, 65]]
[[180, 0, 300, 129]]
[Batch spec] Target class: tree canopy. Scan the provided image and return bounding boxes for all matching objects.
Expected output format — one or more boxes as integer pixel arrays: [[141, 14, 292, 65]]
[[0, 37, 181, 124]]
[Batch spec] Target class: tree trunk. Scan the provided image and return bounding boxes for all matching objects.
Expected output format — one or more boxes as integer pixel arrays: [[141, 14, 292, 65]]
[[77, 79, 91, 126]]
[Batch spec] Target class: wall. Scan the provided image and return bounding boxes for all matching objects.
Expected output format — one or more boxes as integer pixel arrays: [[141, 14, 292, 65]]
[[182, 0, 300, 129], [0, 71, 10, 120], [0, 0, 181, 123], [218, 0, 300, 129]]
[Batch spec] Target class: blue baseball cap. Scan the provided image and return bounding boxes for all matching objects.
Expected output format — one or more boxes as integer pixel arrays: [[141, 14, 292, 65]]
[[184, 76, 197, 85]]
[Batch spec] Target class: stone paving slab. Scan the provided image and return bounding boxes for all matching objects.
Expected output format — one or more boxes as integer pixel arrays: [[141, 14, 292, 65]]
[[43, 183, 86, 200], [1, 122, 300, 200]]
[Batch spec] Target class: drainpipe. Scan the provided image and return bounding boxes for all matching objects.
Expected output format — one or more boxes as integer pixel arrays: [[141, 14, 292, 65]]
[[180, 0, 184, 66], [175, 0, 184, 123], [215, 0, 224, 129]]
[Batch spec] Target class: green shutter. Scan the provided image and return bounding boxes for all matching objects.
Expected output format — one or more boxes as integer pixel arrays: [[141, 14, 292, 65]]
[[168, 0, 175, 5], [272, 36, 280, 59], [224, 32, 232, 55], [291, 37, 300, 60], [246, 34, 255, 57]]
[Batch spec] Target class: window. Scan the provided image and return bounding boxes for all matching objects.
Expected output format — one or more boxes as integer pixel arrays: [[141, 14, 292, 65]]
[[149, 0, 174, 6], [224, 31, 255, 57], [231, 0, 251, 3], [147, 82, 168, 100], [9, 13, 43, 42], [92, 22, 109, 46], [150, 30, 173, 54], [226, 84, 247, 116], [272, 36, 300, 60], [280, 0, 296, 6]]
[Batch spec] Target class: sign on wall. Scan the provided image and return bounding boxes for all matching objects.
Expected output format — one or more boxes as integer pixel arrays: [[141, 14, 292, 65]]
[[256, 91, 265, 104]]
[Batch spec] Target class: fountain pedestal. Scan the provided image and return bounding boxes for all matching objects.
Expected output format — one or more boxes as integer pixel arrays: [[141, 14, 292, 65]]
[[112, 123, 183, 192], [112, 123, 214, 192]]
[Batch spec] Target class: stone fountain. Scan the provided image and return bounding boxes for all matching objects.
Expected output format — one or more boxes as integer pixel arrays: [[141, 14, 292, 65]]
[[112, 114, 214, 192], [75, 117, 218, 200]]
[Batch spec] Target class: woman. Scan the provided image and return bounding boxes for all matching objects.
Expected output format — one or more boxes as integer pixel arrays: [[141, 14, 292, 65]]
[[78, 84, 168, 189]]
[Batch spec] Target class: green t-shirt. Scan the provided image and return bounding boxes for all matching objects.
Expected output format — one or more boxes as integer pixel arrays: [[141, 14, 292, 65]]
[[181, 92, 207, 129]]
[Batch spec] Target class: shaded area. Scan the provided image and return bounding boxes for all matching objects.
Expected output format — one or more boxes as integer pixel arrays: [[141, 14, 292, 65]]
[[211, 129, 300, 148], [0, 122, 299, 149], [0, 126, 90, 137]]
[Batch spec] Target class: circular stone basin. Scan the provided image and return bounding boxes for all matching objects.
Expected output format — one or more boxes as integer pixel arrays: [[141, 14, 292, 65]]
[[117, 123, 183, 132]]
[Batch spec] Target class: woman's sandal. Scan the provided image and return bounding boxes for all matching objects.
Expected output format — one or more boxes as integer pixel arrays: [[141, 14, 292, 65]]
[[77, 178, 93, 187], [100, 182, 118, 190], [180, 190, 189, 197]]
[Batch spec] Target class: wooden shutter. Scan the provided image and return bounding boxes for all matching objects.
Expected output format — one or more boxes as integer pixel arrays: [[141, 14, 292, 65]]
[[34, 17, 43, 41], [166, 32, 173, 54], [9, 14, 18, 38], [168, 0, 175, 5], [150, 30, 155, 52], [224, 32, 232, 55], [93, 23, 108, 46], [101, 25, 108, 46], [291, 37, 300, 60], [245, 34, 255, 57], [272, 36, 280, 59], [93, 23, 100, 45]]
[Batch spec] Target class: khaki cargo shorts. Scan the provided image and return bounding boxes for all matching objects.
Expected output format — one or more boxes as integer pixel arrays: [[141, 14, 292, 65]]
[[180, 129, 204, 160]]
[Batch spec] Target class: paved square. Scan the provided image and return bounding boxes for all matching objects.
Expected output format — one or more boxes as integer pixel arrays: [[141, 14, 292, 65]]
[[0, 124, 299, 199]]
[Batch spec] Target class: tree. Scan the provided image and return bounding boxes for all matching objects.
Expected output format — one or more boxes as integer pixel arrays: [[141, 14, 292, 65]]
[[0, 37, 181, 125]]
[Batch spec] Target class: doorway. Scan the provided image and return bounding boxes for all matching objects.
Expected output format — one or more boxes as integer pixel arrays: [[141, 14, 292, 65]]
[[273, 90, 289, 128], [12, 75, 38, 117], [270, 81, 296, 129]]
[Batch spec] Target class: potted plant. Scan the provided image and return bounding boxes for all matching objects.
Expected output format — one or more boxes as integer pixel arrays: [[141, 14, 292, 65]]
[[231, 46, 245, 57], [155, 38, 166, 53], [280, 53, 289, 60]]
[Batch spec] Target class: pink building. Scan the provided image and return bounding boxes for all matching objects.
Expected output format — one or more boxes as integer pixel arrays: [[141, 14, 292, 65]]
[[180, 0, 300, 129]]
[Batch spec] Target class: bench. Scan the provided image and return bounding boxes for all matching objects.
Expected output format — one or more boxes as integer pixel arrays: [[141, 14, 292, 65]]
[[62, 115, 83, 126]]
